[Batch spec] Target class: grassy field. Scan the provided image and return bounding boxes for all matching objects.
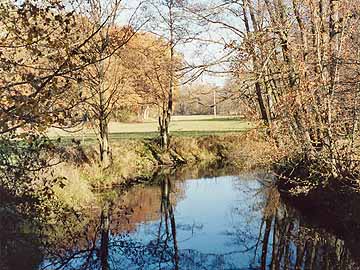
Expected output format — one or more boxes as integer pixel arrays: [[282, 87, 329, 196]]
[[48, 115, 253, 143]]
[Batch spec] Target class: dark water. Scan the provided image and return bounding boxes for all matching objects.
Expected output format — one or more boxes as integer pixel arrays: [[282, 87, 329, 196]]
[[2, 172, 360, 270]]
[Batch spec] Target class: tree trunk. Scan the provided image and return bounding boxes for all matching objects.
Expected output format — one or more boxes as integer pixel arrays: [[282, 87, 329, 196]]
[[327, 0, 340, 177], [242, 0, 271, 125], [99, 117, 111, 167], [165, 177, 179, 270], [255, 81, 270, 125], [97, 53, 111, 168], [261, 217, 272, 270], [213, 88, 217, 117], [158, 0, 175, 150], [143, 105, 150, 120], [159, 113, 170, 149], [100, 203, 110, 270]]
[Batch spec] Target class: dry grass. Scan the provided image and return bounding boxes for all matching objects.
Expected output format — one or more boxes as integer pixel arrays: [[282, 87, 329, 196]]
[[52, 164, 95, 209]]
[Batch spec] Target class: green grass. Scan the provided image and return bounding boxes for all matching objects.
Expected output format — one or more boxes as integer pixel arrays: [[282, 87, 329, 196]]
[[48, 115, 253, 143]]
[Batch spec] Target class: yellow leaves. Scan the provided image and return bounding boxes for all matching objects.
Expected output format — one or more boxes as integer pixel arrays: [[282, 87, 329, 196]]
[[0, 96, 15, 107], [17, 133, 29, 140], [116, 32, 181, 108]]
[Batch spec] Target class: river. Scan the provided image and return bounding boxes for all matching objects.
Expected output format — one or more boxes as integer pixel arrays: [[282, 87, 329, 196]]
[[1, 170, 360, 270]]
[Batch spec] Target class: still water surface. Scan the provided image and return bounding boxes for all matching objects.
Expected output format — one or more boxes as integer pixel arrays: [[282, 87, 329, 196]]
[[3, 172, 360, 270]]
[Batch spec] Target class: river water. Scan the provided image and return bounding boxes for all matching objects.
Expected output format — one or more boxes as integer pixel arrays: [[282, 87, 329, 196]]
[[2, 171, 360, 270]]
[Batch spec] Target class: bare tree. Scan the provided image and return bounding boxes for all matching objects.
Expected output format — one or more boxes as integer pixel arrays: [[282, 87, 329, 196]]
[[79, 0, 147, 167], [196, 0, 360, 178]]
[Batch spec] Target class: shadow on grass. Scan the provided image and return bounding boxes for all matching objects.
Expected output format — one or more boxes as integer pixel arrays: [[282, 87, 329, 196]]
[[172, 116, 246, 122], [53, 130, 250, 146]]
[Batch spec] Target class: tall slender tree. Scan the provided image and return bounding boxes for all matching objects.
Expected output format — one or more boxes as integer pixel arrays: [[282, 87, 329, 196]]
[[79, 0, 147, 166]]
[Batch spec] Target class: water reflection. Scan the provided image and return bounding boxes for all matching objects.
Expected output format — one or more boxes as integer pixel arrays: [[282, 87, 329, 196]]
[[1, 170, 360, 270], [0, 209, 43, 270]]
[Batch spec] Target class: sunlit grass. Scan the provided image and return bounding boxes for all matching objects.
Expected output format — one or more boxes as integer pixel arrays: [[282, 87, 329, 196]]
[[48, 115, 254, 143]]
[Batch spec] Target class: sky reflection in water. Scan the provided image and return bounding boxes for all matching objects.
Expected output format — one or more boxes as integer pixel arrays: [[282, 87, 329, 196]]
[[2, 173, 359, 270]]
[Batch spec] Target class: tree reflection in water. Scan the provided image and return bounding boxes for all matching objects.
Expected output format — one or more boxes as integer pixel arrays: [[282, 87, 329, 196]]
[[2, 173, 360, 270], [0, 208, 43, 270], [259, 186, 360, 270]]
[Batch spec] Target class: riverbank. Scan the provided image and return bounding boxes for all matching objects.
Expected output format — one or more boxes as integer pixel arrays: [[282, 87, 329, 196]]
[[277, 173, 360, 260], [274, 153, 360, 258], [275, 153, 360, 201], [52, 132, 276, 209]]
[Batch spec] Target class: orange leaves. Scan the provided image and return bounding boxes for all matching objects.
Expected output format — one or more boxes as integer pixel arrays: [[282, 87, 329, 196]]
[[0, 1, 86, 135]]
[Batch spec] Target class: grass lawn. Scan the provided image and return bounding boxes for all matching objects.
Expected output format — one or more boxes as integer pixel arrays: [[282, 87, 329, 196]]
[[48, 115, 253, 143]]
